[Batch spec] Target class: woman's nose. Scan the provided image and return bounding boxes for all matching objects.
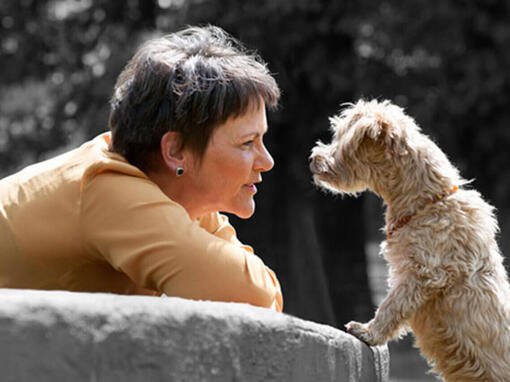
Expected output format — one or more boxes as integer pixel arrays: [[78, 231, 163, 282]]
[[255, 143, 274, 172]]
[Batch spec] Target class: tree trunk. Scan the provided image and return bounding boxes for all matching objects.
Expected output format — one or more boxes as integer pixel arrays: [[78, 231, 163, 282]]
[[285, 195, 336, 326]]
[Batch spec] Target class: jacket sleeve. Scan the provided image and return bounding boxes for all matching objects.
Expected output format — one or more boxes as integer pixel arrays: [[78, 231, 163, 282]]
[[198, 211, 252, 247], [80, 172, 283, 312]]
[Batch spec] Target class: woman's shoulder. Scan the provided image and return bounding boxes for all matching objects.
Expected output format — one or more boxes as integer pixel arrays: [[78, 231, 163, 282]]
[[79, 132, 149, 189]]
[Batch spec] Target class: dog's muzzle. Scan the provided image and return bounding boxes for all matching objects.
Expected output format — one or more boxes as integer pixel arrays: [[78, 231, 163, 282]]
[[310, 142, 337, 177], [309, 154, 330, 175]]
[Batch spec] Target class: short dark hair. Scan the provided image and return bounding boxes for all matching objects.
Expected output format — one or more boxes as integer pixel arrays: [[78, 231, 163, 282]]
[[108, 25, 280, 172]]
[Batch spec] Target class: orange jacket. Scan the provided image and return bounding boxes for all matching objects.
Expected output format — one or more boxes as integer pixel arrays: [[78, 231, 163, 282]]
[[0, 133, 282, 311]]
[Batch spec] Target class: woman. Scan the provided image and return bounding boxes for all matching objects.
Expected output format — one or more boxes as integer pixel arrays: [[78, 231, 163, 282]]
[[0, 26, 283, 311]]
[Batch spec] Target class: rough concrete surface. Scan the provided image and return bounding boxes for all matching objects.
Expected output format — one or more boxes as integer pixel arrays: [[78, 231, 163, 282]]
[[0, 289, 389, 382]]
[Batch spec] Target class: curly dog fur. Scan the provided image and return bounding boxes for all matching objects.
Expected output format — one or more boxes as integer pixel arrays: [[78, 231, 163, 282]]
[[310, 99, 510, 382]]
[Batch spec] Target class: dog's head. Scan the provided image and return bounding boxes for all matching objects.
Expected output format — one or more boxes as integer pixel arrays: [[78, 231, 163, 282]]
[[309, 99, 425, 196]]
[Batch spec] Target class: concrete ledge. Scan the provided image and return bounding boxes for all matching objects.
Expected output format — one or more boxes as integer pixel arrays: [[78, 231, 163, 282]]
[[0, 289, 389, 381]]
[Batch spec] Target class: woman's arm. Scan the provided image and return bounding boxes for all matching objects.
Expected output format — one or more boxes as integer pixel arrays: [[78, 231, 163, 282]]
[[80, 172, 283, 311], [198, 211, 283, 312]]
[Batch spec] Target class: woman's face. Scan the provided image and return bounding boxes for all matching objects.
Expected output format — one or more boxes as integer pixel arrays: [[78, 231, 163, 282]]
[[183, 101, 274, 219]]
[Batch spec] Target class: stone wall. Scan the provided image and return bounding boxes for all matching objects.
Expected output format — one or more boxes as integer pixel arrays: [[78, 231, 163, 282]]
[[0, 289, 389, 381]]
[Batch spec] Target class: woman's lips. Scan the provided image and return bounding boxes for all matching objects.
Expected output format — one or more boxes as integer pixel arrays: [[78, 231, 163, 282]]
[[244, 183, 257, 193]]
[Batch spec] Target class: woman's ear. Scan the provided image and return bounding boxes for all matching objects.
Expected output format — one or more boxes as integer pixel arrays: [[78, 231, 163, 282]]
[[160, 131, 184, 171]]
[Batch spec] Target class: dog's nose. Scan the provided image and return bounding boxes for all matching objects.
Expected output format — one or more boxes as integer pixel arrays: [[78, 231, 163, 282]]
[[309, 155, 326, 175], [309, 158, 317, 174]]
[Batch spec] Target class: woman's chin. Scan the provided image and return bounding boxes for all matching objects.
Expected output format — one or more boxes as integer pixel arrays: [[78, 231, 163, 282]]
[[230, 201, 255, 219]]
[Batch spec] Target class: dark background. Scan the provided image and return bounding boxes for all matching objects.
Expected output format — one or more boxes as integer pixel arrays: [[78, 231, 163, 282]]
[[2, 0, 509, 338]]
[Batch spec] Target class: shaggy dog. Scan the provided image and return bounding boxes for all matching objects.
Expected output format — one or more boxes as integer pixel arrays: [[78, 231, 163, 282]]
[[309, 100, 510, 382]]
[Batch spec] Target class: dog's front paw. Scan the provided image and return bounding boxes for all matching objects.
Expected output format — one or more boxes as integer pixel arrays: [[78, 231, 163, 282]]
[[345, 321, 385, 346]]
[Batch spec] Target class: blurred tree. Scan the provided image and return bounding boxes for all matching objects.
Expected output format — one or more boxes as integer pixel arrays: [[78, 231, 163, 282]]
[[1, 0, 510, 327], [345, 0, 510, 260], [180, 0, 375, 326], [0, 0, 164, 171]]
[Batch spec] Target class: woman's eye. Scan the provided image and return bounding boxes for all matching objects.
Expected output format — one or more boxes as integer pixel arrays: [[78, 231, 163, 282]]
[[242, 140, 254, 147]]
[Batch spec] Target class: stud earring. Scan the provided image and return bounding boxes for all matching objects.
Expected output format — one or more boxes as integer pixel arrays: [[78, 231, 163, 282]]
[[176, 167, 184, 177]]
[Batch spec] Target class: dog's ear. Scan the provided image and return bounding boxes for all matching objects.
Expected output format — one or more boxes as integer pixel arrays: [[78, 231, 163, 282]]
[[377, 119, 409, 157], [331, 100, 410, 159], [348, 110, 409, 157]]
